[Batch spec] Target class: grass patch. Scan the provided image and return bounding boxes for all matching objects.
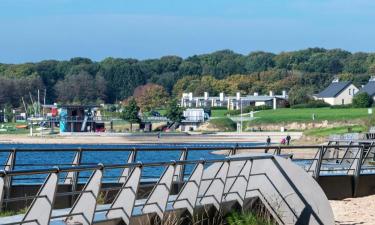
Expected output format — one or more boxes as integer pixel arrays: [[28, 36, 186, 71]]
[[209, 118, 236, 131], [251, 107, 374, 124], [211, 109, 229, 117], [226, 211, 275, 225], [0, 207, 27, 217], [304, 125, 366, 137], [0, 122, 29, 135]]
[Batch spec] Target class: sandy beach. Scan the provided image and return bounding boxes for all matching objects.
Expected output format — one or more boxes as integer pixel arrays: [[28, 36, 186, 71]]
[[0, 132, 303, 144], [330, 195, 375, 225]]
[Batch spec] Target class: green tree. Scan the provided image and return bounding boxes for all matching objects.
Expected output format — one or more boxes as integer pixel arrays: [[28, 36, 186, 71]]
[[165, 99, 184, 123], [54, 72, 106, 104], [121, 98, 141, 131], [352, 92, 373, 108], [133, 83, 169, 111], [288, 86, 313, 105], [4, 104, 14, 122]]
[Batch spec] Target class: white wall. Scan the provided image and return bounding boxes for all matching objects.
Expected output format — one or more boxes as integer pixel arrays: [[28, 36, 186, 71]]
[[316, 84, 359, 105], [333, 84, 359, 105], [255, 102, 266, 106]]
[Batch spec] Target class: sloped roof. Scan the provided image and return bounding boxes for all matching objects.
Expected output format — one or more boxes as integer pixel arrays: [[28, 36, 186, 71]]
[[316, 81, 352, 98], [358, 81, 375, 97]]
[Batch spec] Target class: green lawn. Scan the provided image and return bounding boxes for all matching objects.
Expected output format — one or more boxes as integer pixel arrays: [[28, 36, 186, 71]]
[[304, 125, 367, 137], [250, 107, 374, 124], [157, 109, 167, 116], [0, 122, 29, 135], [211, 109, 229, 117], [208, 118, 236, 131]]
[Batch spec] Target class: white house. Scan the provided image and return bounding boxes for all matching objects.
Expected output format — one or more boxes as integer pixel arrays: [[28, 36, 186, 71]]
[[181, 91, 288, 110], [314, 79, 359, 105], [357, 77, 375, 102], [180, 108, 205, 132]]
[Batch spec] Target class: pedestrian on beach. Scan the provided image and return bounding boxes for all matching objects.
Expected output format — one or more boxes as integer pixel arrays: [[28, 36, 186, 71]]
[[157, 132, 161, 139], [265, 136, 271, 153], [266, 136, 271, 146], [286, 134, 291, 145], [280, 138, 286, 145]]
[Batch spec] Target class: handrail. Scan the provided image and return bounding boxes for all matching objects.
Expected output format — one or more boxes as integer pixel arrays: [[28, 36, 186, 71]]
[[0, 155, 276, 177], [0, 144, 366, 152], [0, 153, 335, 225]]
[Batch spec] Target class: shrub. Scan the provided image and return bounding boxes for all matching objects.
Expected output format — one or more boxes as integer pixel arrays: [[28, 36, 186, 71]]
[[291, 100, 330, 109], [226, 211, 275, 225], [211, 106, 228, 110], [209, 118, 236, 131], [352, 92, 373, 108], [288, 86, 314, 105], [330, 104, 353, 109]]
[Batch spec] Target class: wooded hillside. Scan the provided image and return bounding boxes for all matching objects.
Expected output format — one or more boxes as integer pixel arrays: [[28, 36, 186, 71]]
[[1, 48, 374, 107]]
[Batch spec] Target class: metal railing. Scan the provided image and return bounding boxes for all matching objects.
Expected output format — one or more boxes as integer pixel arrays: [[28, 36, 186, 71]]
[[1, 143, 375, 183], [0, 143, 373, 198], [0, 153, 334, 225]]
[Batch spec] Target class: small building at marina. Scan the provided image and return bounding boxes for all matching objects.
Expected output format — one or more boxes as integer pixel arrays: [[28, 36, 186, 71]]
[[58, 105, 105, 133], [180, 108, 206, 131]]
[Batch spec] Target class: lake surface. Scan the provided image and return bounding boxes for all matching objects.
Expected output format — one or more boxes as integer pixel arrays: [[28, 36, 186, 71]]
[[0, 143, 261, 183]]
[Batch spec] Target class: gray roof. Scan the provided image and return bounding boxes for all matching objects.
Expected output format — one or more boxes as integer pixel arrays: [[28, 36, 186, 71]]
[[316, 81, 352, 98], [358, 81, 375, 97]]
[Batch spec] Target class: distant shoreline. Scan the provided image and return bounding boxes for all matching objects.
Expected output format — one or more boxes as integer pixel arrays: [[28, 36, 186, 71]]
[[0, 132, 303, 144]]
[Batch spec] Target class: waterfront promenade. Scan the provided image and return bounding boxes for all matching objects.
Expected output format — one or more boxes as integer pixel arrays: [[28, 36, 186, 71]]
[[0, 132, 303, 144]]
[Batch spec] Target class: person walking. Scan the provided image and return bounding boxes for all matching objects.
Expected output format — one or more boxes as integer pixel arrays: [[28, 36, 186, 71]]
[[265, 136, 271, 153], [266, 136, 271, 146], [280, 138, 286, 145], [286, 134, 291, 145]]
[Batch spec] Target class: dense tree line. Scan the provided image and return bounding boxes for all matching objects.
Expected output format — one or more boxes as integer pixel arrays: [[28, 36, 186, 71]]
[[1, 48, 375, 108]]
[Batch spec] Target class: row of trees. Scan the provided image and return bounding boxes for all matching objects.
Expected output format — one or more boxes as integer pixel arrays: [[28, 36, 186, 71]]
[[1, 48, 375, 107]]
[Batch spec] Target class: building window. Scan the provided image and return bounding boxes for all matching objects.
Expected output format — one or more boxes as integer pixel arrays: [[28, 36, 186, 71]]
[[349, 89, 351, 95], [342, 99, 344, 105]]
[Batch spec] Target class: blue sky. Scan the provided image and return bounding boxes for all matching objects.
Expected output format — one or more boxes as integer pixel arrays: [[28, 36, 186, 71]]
[[1, 0, 375, 63]]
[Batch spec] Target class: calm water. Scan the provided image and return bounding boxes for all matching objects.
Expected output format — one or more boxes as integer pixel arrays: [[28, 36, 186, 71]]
[[0, 143, 260, 183]]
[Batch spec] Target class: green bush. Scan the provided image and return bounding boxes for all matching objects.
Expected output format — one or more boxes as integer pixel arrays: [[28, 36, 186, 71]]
[[226, 211, 275, 225], [211, 106, 228, 110], [209, 118, 236, 131], [352, 92, 373, 108], [291, 100, 330, 109], [330, 104, 353, 109]]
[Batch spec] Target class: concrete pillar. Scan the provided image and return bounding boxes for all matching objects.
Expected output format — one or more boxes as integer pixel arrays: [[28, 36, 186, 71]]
[[273, 97, 277, 110], [220, 92, 224, 101]]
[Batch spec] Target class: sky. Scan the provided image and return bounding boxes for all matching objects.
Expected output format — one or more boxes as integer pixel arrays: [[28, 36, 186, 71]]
[[1, 0, 375, 63]]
